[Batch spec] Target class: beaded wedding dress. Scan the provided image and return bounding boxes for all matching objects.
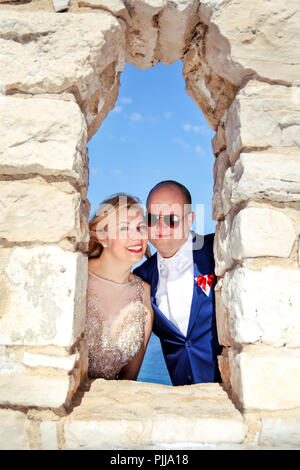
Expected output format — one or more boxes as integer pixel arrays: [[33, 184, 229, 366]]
[[85, 271, 146, 379]]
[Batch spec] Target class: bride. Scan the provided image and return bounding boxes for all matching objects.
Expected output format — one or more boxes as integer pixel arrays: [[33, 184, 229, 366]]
[[85, 193, 154, 381]]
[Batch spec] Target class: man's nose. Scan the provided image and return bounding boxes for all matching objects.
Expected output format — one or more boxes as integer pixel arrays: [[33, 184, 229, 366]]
[[158, 216, 171, 235]]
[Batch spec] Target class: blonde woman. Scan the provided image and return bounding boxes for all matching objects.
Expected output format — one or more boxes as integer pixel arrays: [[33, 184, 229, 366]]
[[85, 193, 153, 381]]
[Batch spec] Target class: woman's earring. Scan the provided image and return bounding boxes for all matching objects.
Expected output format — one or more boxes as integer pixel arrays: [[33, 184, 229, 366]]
[[102, 243, 107, 248]]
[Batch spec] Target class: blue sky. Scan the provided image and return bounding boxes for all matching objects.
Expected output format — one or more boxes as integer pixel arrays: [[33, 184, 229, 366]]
[[87, 60, 217, 237]]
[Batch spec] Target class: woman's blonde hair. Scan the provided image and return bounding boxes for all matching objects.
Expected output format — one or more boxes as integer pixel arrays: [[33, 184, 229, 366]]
[[88, 193, 151, 260]]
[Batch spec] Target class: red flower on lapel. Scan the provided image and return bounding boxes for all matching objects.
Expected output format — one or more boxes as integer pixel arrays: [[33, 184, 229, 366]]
[[195, 273, 215, 296]]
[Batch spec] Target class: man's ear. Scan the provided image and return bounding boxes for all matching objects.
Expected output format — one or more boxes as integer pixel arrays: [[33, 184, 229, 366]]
[[188, 211, 195, 228]]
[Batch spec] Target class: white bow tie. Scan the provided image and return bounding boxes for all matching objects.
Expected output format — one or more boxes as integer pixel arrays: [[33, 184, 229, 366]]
[[159, 258, 192, 284]]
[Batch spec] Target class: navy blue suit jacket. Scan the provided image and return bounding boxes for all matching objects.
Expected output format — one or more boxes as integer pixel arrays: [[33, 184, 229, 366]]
[[134, 232, 222, 386]]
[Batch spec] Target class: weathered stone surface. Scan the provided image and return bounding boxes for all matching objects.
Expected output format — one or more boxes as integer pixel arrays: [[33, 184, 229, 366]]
[[260, 410, 300, 447], [212, 151, 231, 220], [221, 152, 300, 216], [222, 266, 300, 347], [125, 0, 163, 70], [225, 81, 300, 163], [78, 0, 131, 23], [157, 0, 199, 65], [63, 379, 247, 449], [213, 215, 233, 277], [212, 125, 226, 156], [0, 246, 88, 347], [0, 345, 26, 376], [0, 10, 126, 139], [0, 96, 87, 183], [40, 421, 59, 450], [0, 409, 30, 450], [23, 352, 78, 371], [0, 180, 88, 244], [0, 374, 72, 408], [205, 0, 300, 85], [183, 22, 237, 130], [126, 0, 199, 69], [230, 207, 296, 260], [52, 0, 70, 12], [229, 346, 300, 411], [217, 348, 230, 389], [214, 280, 232, 347]]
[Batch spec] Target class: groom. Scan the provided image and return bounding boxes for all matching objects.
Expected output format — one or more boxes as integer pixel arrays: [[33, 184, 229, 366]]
[[134, 180, 222, 386]]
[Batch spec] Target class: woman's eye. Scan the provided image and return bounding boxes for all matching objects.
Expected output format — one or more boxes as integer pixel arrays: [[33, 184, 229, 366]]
[[119, 226, 128, 231], [138, 224, 147, 232]]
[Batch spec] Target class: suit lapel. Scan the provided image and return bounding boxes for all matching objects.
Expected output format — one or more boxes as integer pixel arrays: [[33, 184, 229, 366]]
[[186, 249, 205, 338]]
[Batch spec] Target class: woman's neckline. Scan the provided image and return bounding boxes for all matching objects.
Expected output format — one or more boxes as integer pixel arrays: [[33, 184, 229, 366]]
[[88, 270, 135, 286]]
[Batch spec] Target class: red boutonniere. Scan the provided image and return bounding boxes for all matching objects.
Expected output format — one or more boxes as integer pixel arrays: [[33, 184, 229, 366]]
[[195, 273, 215, 296]]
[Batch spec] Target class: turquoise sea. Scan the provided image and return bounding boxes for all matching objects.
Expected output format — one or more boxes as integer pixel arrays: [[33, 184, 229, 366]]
[[137, 332, 172, 386]]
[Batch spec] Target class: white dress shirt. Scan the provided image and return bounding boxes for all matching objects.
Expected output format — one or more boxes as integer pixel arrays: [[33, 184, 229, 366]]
[[156, 232, 194, 337]]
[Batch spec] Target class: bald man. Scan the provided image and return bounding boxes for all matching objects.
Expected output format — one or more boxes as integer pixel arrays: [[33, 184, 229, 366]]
[[134, 180, 222, 386]]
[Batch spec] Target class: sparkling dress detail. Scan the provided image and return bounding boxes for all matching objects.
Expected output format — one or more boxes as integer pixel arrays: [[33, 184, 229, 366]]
[[85, 272, 146, 379]]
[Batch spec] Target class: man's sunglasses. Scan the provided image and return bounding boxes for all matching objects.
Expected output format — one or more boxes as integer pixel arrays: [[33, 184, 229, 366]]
[[146, 213, 187, 228]]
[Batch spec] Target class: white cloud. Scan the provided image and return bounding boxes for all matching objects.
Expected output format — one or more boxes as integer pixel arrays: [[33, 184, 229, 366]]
[[119, 97, 133, 104], [91, 167, 101, 176], [163, 111, 173, 119], [174, 137, 190, 150], [111, 168, 122, 176], [195, 145, 205, 156], [182, 123, 192, 132], [112, 105, 123, 113], [129, 112, 143, 122], [182, 122, 210, 135]]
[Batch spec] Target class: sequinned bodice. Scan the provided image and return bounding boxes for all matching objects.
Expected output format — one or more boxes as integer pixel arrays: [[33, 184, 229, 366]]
[[85, 271, 146, 380]]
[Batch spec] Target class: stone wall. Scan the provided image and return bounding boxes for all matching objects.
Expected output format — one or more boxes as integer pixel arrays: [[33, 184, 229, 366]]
[[0, 0, 299, 449]]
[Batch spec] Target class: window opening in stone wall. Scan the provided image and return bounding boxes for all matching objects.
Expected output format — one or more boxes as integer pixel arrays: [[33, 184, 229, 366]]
[[87, 61, 216, 386]]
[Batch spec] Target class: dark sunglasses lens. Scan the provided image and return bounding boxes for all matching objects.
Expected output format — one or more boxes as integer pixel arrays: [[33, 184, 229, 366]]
[[147, 213, 159, 226], [166, 214, 180, 227]]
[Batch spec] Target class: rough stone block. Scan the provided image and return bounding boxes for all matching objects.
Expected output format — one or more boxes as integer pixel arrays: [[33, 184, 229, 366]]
[[23, 352, 78, 371], [0, 409, 30, 450], [205, 0, 300, 85], [213, 216, 234, 277], [229, 346, 300, 411], [212, 125, 226, 157], [225, 81, 300, 163], [214, 279, 232, 347], [182, 22, 237, 131], [0, 374, 72, 408], [230, 207, 296, 260], [52, 0, 70, 12], [0, 246, 88, 347], [63, 379, 247, 449], [0, 97, 87, 183], [0, 10, 126, 139], [78, 0, 131, 24], [260, 410, 300, 447], [0, 10, 124, 98], [0, 180, 88, 244], [125, 0, 198, 69], [221, 152, 300, 216], [40, 421, 59, 450], [222, 266, 300, 347], [158, 0, 199, 65], [212, 151, 231, 221]]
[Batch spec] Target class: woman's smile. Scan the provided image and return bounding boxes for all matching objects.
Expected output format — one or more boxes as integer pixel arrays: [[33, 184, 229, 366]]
[[127, 244, 143, 254]]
